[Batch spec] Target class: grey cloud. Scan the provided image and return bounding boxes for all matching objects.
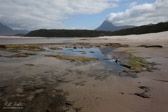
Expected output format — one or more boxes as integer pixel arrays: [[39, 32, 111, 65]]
[[0, 0, 118, 30], [107, 0, 168, 26]]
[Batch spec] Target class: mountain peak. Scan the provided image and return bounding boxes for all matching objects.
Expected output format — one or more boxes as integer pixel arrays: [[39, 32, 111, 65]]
[[0, 23, 29, 36], [0, 23, 13, 31], [96, 20, 134, 31], [102, 20, 115, 25]]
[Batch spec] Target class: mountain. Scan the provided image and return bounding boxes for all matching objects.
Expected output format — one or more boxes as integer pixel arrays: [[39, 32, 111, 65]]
[[26, 22, 168, 37], [96, 20, 134, 31], [0, 23, 29, 36]]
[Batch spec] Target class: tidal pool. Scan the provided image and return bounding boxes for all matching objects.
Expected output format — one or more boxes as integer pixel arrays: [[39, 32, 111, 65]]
[[0, 46, 125, 70], [46, 47, 125, 71]]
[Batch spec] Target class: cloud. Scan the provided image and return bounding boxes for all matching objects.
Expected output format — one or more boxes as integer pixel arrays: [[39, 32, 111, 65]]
[[107, 0, 168, 26], [129, 1, 137, 8], [0, 0, 118, 30]]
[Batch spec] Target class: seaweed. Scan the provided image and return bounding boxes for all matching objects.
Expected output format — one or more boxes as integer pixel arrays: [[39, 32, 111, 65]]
[[49, 47, 62, 50], [45, 54, 99, 62], [1, 44, 45, 52], [114, 50, 154, 73], [103, 43, 129, 47], [0, 48, 20, 53], [25, 64, 34, 66], [126, 56, 152, 72], [6, 53, 37, 58]]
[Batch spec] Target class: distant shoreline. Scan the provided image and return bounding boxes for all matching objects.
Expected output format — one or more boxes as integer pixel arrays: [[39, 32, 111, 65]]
[[0, 36, 43, 38]]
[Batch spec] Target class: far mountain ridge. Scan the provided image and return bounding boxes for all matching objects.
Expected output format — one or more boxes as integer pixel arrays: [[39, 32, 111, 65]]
[[96, 20, 135, 31], [0, 23, 29, 36]]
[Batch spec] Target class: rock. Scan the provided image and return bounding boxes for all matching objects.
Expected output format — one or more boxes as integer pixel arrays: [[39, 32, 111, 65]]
[[154, 79, 168, 83], [135, 86, 151, 98], [27, 95, 35, 101], [139, 45, 163, 48], [147, 68, 153, 72], [0, 45, 6, 49], [73, 46, 77, 49], [16, 88, 24, 93], [65, 102, 73, 106], [75, 107, 81, 112], [139, 86, 150, 92], [135, 92, 151, 98], [121, 64, 131, 69], [45, 109, 50, 112], [119, 92, 124, 95]]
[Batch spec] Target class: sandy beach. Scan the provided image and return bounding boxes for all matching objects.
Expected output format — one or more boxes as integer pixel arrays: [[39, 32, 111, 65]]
[[74, 31, 168, 112], [0, 31, 168, 112]]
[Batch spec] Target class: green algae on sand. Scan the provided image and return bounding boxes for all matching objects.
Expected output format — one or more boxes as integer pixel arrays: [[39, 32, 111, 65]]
[[6, 53, 37, 58], [0, 48, 21, 53], [49, 47, 62, 50], [19, 47, 45, 51], [45, 54, 99, 62], [128, 56, 152, 72], [4, 44, 42, 48], [0, 44, 46, 52], [25, 64, 34, 66], [114, 50, 154, 73]]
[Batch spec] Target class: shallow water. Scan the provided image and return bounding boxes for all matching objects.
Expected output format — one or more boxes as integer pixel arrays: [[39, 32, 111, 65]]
[[0, 46, 125, 71]]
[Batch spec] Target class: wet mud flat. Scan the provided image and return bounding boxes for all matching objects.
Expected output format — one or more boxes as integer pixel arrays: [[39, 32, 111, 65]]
[[0, 43, 156, 112]]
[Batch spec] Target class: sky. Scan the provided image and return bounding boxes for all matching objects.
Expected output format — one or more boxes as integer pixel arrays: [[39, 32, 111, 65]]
[[0, 0, 167, 30]]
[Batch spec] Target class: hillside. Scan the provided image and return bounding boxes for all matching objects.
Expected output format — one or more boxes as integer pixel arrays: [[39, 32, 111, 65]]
[[26, 29, 114, 37], [0, 23, 29, 36], [110, 22, 168, 36], [96, 20, 134, 31], [26, 22, 168, 37]]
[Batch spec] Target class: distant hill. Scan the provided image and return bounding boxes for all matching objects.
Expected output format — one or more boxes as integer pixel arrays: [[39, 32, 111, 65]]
[[96, 20, 134, 31], [26, 22, 168, 37], [108, 22, 168, 36], [26, 29, 114, 37], [0, 23, 29, 36]]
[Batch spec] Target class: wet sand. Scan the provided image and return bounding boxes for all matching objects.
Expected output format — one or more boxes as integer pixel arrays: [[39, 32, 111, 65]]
[[0, 31, 168, 112], [0, 42, 131, 112], [0, 36, 78, 44], [75, 31, 168, 112]]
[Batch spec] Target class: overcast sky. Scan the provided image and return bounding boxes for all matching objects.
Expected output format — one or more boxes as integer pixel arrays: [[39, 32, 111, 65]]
[[0, 0, 167, 30]]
